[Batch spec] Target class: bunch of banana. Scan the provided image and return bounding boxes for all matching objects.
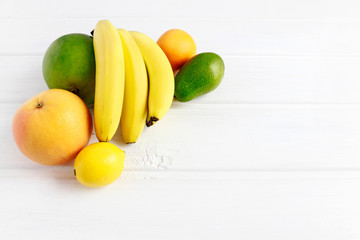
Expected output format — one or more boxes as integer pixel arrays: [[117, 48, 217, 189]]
[[93, 20, 174, 144]]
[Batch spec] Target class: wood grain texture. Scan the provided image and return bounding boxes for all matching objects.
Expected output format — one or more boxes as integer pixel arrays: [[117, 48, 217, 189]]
[[2, 0, 360, 239], [4, 103, 360, 170], [4, 56, 360, 104], [2, 0, 360, 19], [2, 19, 360, 56], [1, 170, 360, 240]]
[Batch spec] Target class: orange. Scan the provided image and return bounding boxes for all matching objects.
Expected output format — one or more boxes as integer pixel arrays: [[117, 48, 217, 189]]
[[12, 89, 93, 166], [157, 29, 196, 71]]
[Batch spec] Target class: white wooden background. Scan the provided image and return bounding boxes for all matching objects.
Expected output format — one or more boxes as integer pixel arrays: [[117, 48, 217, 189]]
[[2, 0, 360, 239]]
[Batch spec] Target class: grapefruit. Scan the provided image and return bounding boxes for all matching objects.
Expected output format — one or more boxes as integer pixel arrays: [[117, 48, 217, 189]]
[[12, 89, 93, 166]]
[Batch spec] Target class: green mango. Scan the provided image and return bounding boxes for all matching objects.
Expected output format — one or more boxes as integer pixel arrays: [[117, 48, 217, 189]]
[[42, 33, 95, 106], [174, 52, 224, 102]]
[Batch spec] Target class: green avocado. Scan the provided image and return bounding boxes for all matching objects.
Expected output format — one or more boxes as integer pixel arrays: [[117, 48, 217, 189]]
[[174, 52, 225, 102], [42, 33, 95, 106]]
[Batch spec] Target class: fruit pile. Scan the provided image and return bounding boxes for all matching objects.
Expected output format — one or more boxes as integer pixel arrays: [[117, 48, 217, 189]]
[[12, 20, 225, 188]]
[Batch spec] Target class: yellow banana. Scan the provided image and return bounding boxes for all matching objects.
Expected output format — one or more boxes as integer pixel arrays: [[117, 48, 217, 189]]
[[93, 20, 125, 142], [118, 29, 148, 143], [129, 31, 174, 127]]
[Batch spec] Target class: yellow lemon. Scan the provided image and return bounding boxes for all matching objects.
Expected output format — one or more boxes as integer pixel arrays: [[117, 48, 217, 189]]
[[74, 142, 125, 187]]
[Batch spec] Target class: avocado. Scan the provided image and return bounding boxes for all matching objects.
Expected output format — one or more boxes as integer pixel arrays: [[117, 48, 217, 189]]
[[174, 52, 224, 102]]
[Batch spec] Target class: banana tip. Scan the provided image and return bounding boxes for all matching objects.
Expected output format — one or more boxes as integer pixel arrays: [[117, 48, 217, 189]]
[[146, 117, 159, 127]]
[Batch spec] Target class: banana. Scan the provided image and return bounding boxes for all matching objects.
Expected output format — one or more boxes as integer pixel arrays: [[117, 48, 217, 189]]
[[93, 20, 125, 142], [129, 31, 174, 127], [118, 29, 148, 143]]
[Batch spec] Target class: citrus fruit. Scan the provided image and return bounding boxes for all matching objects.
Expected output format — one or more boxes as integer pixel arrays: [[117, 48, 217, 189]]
[[42, 33, 95, 106], [157, 29, 196, 71], [74, 142, 125, 187], [12, 89, 93, 166]]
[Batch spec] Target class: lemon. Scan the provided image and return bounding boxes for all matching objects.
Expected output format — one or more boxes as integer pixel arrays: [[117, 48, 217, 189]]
[[74, 142, 125, 187]]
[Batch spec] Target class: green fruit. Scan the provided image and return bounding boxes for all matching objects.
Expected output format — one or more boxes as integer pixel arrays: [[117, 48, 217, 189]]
[[174, 52, 225, 102], [42, 33, 95, 106]]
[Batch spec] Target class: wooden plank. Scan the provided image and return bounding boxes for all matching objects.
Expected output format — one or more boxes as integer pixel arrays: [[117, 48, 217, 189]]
[[1, 169, 360, 239], [0, 56, 48, 103], [2, 0, 360, 19], [2, 19, 360, 56], [3, 0, 360, 239], [4, 103, 360, 170], [3, 55, 360, 104]]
